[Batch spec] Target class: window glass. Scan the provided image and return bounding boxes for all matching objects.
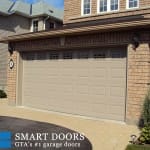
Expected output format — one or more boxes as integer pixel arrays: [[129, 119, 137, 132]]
[[49, 53, 59, 60], [49, 22, 55, 29], [110, 0, 118, 11], [93, 52, 106, 58], [63, 52, 73, 59], [25, 52, 35, 60], [83, 0, 91, 15], [33, 20, 38, 32], [99, 0, 119, 12], [37, 52, 47, 60], [78, 52, 89, 59], [128, 0, 138, 8], [100, 0, 107, 12]]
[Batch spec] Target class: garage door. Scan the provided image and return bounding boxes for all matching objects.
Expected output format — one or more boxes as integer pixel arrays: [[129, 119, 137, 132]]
[[22, 48, 127, 121]]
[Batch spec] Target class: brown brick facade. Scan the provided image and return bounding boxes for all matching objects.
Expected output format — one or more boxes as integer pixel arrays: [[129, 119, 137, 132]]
[[7, 29, 150, 124], [64, 0, 150, 24], [127, 43, 150, 124], [7, 51, 18, 105]]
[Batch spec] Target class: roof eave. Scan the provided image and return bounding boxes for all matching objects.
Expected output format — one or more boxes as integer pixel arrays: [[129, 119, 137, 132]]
[[0, 11, 9, 16], [11, 11, 30, 18], [0, 19, 149, 43], [31, 13, 63, 21]]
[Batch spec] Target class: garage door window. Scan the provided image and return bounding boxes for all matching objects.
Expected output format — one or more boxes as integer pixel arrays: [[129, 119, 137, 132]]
[[93, 52, 106, 58], [63, 52, 73, 59], [78, 52, 89, 59], [111, 50, 126, 58], [25, 53, 35, 60], [49, 53, 59, 60], [37, 52, 47, 60]]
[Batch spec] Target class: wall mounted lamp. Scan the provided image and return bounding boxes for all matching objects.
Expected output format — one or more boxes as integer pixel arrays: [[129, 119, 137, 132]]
[[132, 33, 140, 50]]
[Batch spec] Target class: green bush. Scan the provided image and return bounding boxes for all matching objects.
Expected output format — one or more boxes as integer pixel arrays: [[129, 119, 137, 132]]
[[0, 90, 7, 98], [126, 144, 150, 150], [139, 125, 150, 144], [142, 90, 150, 126], [128, 90, 150, 148]]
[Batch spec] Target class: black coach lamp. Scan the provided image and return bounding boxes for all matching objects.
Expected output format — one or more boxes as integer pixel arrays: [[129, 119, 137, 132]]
[[132, 33, 140, 50], [8, 42, 15, 55]]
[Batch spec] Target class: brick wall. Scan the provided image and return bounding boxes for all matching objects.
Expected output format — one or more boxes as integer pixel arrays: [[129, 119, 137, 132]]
[[127, 42, 150, 124], [64, 0, 150, 24], [7, 51, 18, 105]]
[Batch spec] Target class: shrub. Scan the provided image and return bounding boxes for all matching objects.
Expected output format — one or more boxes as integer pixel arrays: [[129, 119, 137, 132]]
[[139, 125, 150, 144], [142, 90, 150, 126], [126, 144, 150, 150], [0, 90, 7, 98]]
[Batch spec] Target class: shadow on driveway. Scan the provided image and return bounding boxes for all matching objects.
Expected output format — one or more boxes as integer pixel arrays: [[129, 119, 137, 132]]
[[0, 116, 92, 150]]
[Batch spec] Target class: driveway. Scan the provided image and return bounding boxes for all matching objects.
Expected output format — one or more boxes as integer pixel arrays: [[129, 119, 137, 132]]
[[0, 99, 139, 150], [0, 116, 92, 150]]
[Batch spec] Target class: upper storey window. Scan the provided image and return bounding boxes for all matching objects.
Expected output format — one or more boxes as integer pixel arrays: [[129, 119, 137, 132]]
[[31, 19, 39, 32], [127, 0, 139, 9], [82, 0, 91, 15], [99, 0, 107, 12], [98, 0, 119, 13], [33, 20, 38, 32], [111, 0, 119, 11]]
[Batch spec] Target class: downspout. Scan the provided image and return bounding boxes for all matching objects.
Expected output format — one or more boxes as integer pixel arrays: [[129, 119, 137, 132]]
[[44, 16, 50, 30]]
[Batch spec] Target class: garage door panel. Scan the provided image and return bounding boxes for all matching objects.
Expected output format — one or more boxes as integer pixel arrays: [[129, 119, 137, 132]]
[[90, 78, 106, 86], [90, 62, 107, 69], [111, 69, 126, 78], [108, 105, 124, 115], [90, 69, 106, 77], [108, 96, 125, 105], [76, 85, 89, 94], [48, 102, 108, 115], [109, 61, 126, 68], [74, 61, 90, 68], [110, 87, 126, 97], [90, 86, 106, 95], [22, 48, 126, 121]]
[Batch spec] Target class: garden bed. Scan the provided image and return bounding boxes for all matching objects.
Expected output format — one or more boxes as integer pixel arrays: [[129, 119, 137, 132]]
[[126, 144, 150, 150]]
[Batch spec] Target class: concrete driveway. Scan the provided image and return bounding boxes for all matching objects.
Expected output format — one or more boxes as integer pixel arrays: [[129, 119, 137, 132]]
[[0, 99, 139, 150]]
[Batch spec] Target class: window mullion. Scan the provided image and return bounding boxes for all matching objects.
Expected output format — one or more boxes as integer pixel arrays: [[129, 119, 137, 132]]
[[108, 0, 110, 12]]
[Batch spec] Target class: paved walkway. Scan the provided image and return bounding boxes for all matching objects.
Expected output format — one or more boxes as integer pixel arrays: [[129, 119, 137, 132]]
[[0, 99, 139, 150]]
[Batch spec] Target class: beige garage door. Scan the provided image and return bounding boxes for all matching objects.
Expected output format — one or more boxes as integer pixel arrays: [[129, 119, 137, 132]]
[[22, 48, 127, 121]]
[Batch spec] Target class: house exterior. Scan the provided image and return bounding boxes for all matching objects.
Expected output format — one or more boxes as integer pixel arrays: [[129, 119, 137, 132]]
[[0, 0, 150, 125], [0, 0, 63, 91]]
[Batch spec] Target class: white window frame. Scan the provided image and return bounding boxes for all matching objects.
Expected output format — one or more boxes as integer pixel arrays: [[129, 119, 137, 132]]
[[81, 0, 91, 16], [126, 0, 139, 9], [97, 0, 119, 13], [30, 18, 39, 32]]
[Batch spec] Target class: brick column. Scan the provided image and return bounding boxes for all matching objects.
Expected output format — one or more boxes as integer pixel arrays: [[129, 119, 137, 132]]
[[127, 43, 150, 124], [7, 51, 18, 105]]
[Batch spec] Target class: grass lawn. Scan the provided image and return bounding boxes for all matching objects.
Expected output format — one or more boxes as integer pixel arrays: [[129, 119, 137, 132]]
[[126, 144, 150, 150]]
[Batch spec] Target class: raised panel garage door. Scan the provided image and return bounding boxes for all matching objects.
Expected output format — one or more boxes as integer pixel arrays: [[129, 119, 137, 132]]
[[22, 48, 127, 121]]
